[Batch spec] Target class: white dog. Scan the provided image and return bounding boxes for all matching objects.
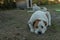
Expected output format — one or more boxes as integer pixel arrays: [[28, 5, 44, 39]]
[[28, 7, 51, 34]]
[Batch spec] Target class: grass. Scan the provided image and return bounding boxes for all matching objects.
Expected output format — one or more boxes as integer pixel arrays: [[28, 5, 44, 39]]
[[55, 9, 60, 11]]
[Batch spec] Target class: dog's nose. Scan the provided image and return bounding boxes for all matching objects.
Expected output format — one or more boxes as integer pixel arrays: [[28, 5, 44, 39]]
[[38, 31, 42, 35]]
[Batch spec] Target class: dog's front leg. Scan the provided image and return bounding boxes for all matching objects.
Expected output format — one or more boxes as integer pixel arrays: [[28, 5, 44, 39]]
[[28, 21, 34, 32], [28, 24, 34, 32]]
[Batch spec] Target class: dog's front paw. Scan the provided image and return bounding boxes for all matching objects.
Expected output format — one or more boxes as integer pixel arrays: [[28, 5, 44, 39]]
[[47, 25, 51, 27], [48, 23, 51, 26], [47, 25, 50, 27], [30, 29, 34, 32]]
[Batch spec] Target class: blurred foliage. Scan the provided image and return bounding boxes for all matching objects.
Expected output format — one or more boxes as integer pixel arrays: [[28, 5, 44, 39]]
[[40, 0, 48, 5], [0, 0, 16, 10], [32, 0, 59, 5], [32, 0, 38, 4], [32, 0, 48, 5]]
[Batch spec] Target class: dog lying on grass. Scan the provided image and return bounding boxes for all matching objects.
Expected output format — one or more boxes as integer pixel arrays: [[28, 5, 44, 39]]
[[28, 4, 51, 34]]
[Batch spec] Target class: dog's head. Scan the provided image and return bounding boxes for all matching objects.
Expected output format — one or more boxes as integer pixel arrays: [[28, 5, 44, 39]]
[[33, 19, 47, 34]]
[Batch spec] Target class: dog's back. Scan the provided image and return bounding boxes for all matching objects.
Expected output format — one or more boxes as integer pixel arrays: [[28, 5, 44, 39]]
[[29, 11, 48, 24]]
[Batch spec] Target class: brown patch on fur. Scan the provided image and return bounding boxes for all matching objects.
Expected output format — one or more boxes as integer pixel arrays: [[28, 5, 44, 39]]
[[33, 19, 41, 28]]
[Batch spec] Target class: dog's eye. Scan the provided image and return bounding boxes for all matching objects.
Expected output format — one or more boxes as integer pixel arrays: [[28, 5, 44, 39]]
[[41, 26, 43, 28]]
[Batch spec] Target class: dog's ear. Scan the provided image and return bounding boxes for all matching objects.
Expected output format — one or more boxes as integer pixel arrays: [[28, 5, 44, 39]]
[[43, 21, 47, 26]]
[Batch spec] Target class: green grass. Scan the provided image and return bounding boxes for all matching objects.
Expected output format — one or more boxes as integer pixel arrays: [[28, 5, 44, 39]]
[[55, 9, 60, 11]]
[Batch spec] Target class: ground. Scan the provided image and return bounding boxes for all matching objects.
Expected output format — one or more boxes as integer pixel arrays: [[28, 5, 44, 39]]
[[0, 5, 60, 40]]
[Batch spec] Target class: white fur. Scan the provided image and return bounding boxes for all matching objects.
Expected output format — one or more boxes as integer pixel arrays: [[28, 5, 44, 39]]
[[32, 4, 41, 12], [28, 7, 51, 34]]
